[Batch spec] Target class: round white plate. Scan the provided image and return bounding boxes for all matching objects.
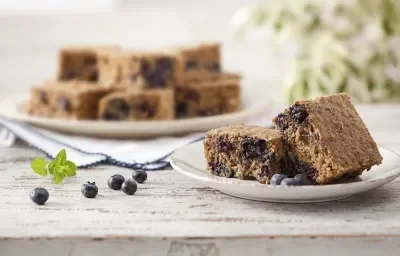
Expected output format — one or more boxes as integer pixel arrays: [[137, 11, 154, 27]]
[[170, 141, 400, 203], [0, 86, 271, 138]]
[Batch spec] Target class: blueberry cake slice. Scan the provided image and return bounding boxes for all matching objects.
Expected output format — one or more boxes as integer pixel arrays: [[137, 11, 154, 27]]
[[204, 124, 288, 184], [273, 93, 383, 184], [98, 89, 174, 121]]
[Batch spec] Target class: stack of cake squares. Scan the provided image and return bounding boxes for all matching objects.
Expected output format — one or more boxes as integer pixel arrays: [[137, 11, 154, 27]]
[[25, 43, 242, 121]]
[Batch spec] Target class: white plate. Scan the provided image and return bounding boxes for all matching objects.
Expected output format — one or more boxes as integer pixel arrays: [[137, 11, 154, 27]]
[[0, 86, 271, 138], [170, 141, 400, 203]]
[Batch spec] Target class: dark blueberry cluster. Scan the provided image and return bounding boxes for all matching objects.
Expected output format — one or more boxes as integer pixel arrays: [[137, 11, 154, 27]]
[[30, 187, 49, 205], [270, 173, 313, 186], [107, 171, 146, 195], [209, 162, 234, 178], [139, 57, 173, 89], [275, 113, 289, 130], [241, 137, 267, 159], [216, 137, 232, 153], [289, 104, 308, 124], [30, 171, 148, 204]]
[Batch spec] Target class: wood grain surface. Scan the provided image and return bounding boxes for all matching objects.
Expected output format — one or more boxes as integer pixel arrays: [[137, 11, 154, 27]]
[[1, 105, 400, 255]]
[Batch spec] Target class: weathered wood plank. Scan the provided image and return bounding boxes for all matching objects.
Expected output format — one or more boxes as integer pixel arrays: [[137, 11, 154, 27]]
[[0, 105, 400, 255]]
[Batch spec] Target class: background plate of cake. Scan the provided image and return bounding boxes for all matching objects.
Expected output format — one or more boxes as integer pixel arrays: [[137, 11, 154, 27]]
[[170, 94, 400, 203], [0, 43, 271, 138]]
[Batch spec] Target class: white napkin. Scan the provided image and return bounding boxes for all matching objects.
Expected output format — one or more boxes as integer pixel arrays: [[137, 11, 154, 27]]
[[0, 114, 275, 170]]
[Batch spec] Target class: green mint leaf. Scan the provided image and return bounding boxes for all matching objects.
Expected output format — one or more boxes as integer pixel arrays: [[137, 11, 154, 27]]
[[48, 161, 55, 175], [30, 158, 48, 176], [64, 160, 77, 177], [54, 149, 67, 166], [53, 172, 65, 184]]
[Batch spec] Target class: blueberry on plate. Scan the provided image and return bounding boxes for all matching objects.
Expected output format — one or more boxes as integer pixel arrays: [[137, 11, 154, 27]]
[[30, 187, 49, 205], [294, 173, 312, 185], [270, 174, 288, 185], [81, 181, 98, 198], [108, 174, 125, 190], [280, 178, 300, 186], [122, 179, 138, 195], [132, 170, 147, 184]]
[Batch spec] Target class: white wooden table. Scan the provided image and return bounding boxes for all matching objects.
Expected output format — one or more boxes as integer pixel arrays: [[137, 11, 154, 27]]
[[1, 105, 400, 256]]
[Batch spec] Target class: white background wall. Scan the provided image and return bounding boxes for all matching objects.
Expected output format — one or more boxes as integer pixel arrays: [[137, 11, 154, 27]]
[[0, 0, 286, 102]]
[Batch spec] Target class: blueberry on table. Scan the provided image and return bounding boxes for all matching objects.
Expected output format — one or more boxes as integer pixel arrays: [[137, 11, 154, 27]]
[[270, 174, 288, 185], [81, 181, 98, 198], [107, 174, 125, 190], [122, 179, 138, 195], [280, 178, 300, 186], [294, 173, 312, 185], [29, 187, 49, 205], [132, 170, 147, 184]]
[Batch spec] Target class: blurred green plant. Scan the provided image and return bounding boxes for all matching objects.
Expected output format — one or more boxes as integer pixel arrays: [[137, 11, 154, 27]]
[[233, 0, 400, 103]]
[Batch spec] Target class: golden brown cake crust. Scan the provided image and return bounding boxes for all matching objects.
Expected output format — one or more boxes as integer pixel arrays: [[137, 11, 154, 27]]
[[26, 80, 110, 120]]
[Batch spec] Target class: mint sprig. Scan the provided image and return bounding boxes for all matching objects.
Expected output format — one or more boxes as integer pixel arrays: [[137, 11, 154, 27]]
[[30, 149, 77, 184]]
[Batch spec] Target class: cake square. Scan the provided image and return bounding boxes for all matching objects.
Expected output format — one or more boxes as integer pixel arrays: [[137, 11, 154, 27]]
[[57, 45, 119, 82], [26, 80, 110, 119], [165, 42, 221, 73], [273, 93, 383, 184], [176, 73, 241, 118], [98, 50, 183, 89], [204, 124, 286, 183], [98, 89, 175, 121]]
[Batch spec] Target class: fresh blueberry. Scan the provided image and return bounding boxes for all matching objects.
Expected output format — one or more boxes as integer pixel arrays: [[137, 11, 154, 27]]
[[270, 174, 288, 185], [108, 174, 125, 190], [29, 187, 49, 205], [121, 179, 138, 195], [294, 173, 312, 185], [280, 178, 300, 186], [132, 170, 147, 183], [81, 181, 98, 198]]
